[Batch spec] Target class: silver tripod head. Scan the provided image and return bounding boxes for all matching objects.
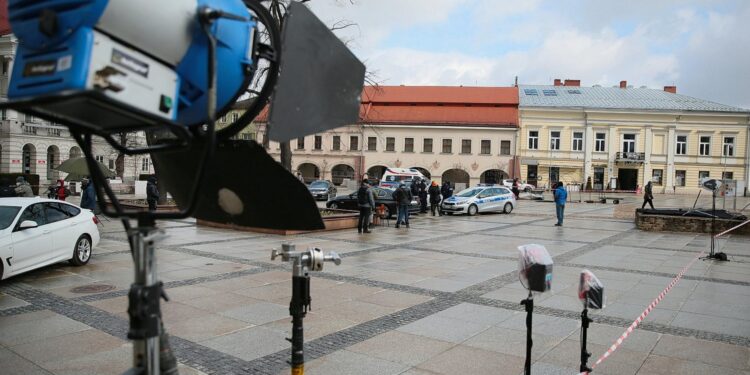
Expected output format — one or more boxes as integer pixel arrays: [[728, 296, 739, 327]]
[[271, 243, 341, 277]]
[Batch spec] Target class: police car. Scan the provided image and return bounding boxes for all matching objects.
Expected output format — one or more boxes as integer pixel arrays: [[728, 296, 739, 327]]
[[441, 186, 516, 216]]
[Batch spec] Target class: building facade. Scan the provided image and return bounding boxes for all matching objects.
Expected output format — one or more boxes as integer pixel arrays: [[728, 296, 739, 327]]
[[518, 80, 750, 194], [257, 86, 519, 188]]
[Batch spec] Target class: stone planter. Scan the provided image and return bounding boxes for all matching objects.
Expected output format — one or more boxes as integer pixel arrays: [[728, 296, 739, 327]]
[[105, 199, 179, 213], [635, 210, 750, 235], [197, 208, 359, 235]]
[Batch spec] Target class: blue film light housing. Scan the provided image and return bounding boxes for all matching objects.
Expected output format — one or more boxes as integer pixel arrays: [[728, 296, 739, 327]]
[[5, 0, 256, 132]]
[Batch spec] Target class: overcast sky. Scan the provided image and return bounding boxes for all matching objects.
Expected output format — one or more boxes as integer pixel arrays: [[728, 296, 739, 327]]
[[306, 0, 750, 109]]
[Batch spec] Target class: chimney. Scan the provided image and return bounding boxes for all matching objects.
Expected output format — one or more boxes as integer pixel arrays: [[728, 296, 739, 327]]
[[663, 86, 677, 94], [553, 79, 562, 86], [564, 79, 580, 87], [619, 80, 627, 89]]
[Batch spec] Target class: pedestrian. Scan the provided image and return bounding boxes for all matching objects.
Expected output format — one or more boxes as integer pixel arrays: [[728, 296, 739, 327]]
[[356, 178, 375, 233], [296, 171, 305, 183], [441, 182, 453, 199], [511, 177, 520, 199], [55, 179, 70, 201], [80, 178, 98, 212], [410, 177, 420, 199], [642, 180, 655, 209], [428, 181, 442, 216], [418, 179, 428, 213], [146, 176, 159, 211], [14, 176, 34, 197], [392, 183, 412, 228], [45, 184, 57, 199], [554, 182, 567, 226]]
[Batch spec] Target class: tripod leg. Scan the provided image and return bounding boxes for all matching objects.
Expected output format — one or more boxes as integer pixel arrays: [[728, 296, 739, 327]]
[[580, 309, 592, 372], [289, 275, 310, 375], [521, 297, 533, 375]]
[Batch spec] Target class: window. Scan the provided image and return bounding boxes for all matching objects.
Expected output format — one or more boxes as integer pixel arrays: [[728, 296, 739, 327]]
[[242, 133, 255, 141], [542, 89, 557, 96], [652, 169, 663, 185], [404, 137, 414, 152], [18, 204, 47, 227], [296, 137, 305, 150], [500, 140, 511, 155], [24, 113, 34, 123], [350, 136, 358, 151], [108, 159, 115, 169], [699, 171, 710, 181], [461, 139, 471, 154], [423, 138, 433, 153], [367, 137, 377, 151], [314, 135, 322, 150], [60, 204, 81, 217], [723, 136, 735, 156], [622, 134, 636, 153], [675, 170, 686, 187], [386, 137, 395, 151], [141, 158, 150, 172], [699, 136, 711, 156], [595, 133, 606, 152], [442, 139, 452, 154], [95, 155, 104, 163], [567, 89, 581, 94], [232, 112, 239, 122], [1, 109, 6, 120], [572, 132, 583, 151], [676, 135, 687, 155], [550, 131, 560, 150], [722, 171, 734, 180], [480, 140, 491, 155], [528, 131, 539, 150], [523, 89, 538, 96], [45, 203, 69, 223], [332, 136, 341, 150]]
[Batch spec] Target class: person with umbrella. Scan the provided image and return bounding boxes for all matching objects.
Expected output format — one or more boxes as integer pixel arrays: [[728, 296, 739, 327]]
[[80, 178, 98, 212]]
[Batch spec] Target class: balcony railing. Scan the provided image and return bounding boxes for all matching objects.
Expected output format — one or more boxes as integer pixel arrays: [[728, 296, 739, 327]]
[[616, 151, 645, 163]]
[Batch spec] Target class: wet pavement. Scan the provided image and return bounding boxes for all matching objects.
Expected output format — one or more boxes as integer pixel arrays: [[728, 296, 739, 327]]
[[1, 193, 749, 374]]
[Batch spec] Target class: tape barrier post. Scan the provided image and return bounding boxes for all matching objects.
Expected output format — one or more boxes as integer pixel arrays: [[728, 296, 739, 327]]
[[578, 249, 705, 375]]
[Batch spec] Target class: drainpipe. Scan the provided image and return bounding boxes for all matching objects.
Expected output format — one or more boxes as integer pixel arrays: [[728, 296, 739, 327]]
[[745, 115, 750, 196]]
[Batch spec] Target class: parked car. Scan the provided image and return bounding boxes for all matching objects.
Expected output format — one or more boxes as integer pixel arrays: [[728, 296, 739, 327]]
[[441, 186, 516, 216], [308, 180, 337, 201], [0, 198, 100, 281], [326, 187, 419, 218], [502, 179, 535, 192]]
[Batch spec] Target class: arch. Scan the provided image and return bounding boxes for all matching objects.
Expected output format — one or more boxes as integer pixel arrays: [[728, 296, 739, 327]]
[[480, 169, 508, 185], [331, 164, 355, 186], [366, 165, 387, 181], [47, 145, 60, 181], [297, 162, 320, 183], [441, 168, 470, 189], [410, 166, 431, 179], [69, 146, 82, 159], [22, 143, 36, 174]]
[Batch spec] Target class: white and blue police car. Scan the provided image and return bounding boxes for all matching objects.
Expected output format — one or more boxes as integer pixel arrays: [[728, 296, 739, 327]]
[[440, 186, 516, 216]]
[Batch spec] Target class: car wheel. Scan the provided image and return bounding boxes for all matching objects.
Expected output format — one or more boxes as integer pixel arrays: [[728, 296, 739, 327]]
[[70, 235, 92, 266], [524, 187, 532, 192], [503, 202, 513, 214], [467, 204, 478, 216], [329, 202, 339, 209]]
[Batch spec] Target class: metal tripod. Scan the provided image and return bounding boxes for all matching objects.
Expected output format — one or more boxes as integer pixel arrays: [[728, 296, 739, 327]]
[[520, 291, 533, 375], [579, 308, 592, 373]]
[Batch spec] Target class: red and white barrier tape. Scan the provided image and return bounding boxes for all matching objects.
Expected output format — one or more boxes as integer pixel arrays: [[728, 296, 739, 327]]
[[578, 248, 705, 374]]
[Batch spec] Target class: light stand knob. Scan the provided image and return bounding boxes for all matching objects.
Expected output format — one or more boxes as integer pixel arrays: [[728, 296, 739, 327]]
[[324, 251, 341, 266]]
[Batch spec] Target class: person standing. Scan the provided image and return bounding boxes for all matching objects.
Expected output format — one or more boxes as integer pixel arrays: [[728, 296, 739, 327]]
[[55, 179, 70, 201], [296, 171, 305, 183], [441, 182, 453, 200], [642, 181, 655, 209], [80, 178, 98, 211], [428, 181, 442, 216], [356, 179, 375, 233], [511, 178, 520, 199], [554, 182, 567, 226], [146, 176, 160, 211], [14, 176, 34, 197], [418, 179, 428, 213], [393, 183, 412, 228]]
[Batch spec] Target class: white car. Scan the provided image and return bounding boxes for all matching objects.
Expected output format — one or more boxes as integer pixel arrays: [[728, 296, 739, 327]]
[[0, 198, 100, 281], [441, 186, 516, 216], [502, 179, 536, 192]]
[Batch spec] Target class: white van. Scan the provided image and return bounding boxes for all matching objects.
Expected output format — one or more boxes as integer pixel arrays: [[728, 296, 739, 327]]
[[379, 168, 426, 189]]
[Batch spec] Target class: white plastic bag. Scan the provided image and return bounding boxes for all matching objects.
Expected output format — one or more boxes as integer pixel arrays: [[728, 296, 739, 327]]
[[578, 269, 605, 309], [517, 244, 553, 292]]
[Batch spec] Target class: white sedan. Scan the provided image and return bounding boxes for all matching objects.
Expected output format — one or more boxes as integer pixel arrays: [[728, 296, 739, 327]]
[[503, 179, 536, 192], [441, 186, 516, 216], [0, 198, 101, 280]]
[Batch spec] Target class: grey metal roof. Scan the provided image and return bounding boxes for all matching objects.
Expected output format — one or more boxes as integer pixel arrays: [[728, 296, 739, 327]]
[[519, 85, 750, 113]]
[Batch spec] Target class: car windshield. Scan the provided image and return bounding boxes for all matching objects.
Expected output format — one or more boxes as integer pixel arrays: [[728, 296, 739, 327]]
[[309, 181, 328, 188], [0, 206, 21, 230], [455, 188, 483, 198]]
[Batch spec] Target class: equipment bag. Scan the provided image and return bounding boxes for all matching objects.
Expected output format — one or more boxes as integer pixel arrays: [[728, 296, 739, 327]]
[[357, 187, 368, 205]]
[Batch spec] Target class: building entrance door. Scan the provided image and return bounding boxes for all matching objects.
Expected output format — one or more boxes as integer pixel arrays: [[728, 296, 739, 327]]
[[593, 167, 604, 190], [618, 169, 638, 191], [527, 165, 538, 187]]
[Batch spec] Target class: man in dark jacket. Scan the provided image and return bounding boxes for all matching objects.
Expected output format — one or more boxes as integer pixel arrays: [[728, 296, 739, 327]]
[[80, 178, 98, 212], [392, 183, 412, 228], [14, 176, 34, 197], [441, 182, 453, 199], [418, 179, 428, 213], [146, 176, 159, 211], [428, 181, 442, 216], [357, 179, 375, 233], [642, 181, 654, 209]]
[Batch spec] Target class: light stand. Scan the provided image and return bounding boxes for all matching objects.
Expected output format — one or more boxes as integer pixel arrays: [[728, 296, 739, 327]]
[[701, 189, 729, 261], [520, 291, 533, 375], [579, 308, 592, 373], [271, 243, 341, 375]]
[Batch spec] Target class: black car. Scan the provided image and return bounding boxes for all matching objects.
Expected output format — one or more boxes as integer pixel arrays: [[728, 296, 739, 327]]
[[308, 180, 337, 201], [326, 187, 419, 218]]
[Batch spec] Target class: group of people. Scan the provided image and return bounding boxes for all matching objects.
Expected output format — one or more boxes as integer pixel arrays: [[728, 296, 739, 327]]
[[355, 177, 455, 233], [45, 179, 72, 201]]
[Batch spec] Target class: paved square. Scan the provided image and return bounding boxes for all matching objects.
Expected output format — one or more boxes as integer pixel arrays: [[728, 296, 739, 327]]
[[1, 194, 749, 374]]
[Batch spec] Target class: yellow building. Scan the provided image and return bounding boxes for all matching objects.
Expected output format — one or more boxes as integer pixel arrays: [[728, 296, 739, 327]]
[[518, 80, 750, 194]]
